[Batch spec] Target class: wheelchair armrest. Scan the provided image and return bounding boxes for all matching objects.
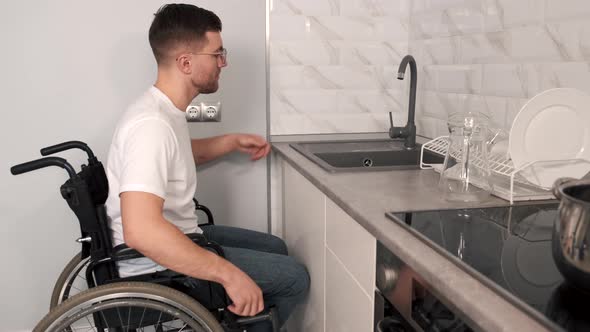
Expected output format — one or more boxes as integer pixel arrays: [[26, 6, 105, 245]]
[[193, 198, 215, 226], [186, 232, 208, 246], [111, 244, 143, 261], [112, 233, 210, 262]]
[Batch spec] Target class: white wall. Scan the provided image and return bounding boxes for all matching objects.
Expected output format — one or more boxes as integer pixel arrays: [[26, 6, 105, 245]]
[[0, 1, 266, 330], [190, 1, 268, 232]]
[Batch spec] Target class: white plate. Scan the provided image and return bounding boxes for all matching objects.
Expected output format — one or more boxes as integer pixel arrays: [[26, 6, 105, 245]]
[[509, 88, 590, 188]]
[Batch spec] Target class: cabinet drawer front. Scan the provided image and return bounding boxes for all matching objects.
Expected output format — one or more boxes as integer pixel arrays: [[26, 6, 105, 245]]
[[326, 199, 375, 296]]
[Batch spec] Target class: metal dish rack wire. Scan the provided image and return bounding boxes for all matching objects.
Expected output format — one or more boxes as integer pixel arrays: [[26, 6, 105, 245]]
[[419, 136, 590, 204]]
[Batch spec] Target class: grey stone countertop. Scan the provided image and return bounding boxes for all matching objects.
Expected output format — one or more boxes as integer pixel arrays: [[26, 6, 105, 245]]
[[272, 137, 559, 332]]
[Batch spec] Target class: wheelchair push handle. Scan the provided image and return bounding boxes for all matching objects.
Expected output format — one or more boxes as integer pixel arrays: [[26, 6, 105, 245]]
[[40, 140, 97, 162], [10, 156, 76, 178]]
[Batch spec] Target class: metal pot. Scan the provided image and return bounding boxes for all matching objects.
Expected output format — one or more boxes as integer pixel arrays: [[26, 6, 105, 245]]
[[552, 177, 590, 291]]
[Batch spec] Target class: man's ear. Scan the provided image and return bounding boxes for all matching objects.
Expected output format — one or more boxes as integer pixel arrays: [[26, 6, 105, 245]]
[[175, 54, 193, 74]]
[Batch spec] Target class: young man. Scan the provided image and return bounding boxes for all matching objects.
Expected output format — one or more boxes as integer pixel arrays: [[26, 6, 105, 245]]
[[104, 4, 309, 331]]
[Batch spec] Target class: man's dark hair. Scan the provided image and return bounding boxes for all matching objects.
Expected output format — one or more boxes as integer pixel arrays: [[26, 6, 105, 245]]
[[149, 4, 222, 64]]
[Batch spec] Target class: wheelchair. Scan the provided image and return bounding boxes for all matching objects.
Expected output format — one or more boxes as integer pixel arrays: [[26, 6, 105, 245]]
[[11, 141, 279, 332], [49, 197, 215, 310]]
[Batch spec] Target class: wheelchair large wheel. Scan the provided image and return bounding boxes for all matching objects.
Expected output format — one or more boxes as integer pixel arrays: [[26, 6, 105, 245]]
[[50, 253, 89, 309], [35, 282, 224, 332]]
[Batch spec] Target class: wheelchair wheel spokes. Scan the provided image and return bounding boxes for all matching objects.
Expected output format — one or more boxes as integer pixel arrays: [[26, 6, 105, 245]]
[[35, 282, 223, 332], [53, 300, 197, 331], [51, 253, 90, 309]]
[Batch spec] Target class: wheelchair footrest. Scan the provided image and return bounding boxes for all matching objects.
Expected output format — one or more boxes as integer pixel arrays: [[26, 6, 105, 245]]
[[219, 306, 279, 331]]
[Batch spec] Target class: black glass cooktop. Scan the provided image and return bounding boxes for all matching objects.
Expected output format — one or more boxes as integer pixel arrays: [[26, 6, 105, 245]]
[[386, 203, 590, 332]]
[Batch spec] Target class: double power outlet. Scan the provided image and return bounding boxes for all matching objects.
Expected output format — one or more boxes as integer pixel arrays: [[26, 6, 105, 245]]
[[186, 102, 221, 122]]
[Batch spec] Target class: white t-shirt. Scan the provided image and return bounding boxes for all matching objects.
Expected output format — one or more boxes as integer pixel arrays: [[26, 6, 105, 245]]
[[105, 86, 201, 277]]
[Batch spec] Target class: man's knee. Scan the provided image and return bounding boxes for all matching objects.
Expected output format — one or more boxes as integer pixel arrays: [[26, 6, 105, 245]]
[[293, 262, 310, 297], [281, 258, 310, 299], [268, 235, 288, 255]]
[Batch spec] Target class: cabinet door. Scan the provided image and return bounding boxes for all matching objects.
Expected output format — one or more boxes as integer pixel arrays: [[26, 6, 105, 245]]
[[283, 163, 326, 332], [325, 247, 374, 332], [326, 199, 376, 296]]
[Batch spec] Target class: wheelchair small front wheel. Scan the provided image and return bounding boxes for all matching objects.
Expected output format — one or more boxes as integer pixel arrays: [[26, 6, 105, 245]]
[[50, 253, 90, 309], [35, 282, 224, 332]]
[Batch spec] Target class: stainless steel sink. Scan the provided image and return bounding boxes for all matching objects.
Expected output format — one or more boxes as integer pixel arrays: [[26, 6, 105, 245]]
[[289, 140, 444, 172]]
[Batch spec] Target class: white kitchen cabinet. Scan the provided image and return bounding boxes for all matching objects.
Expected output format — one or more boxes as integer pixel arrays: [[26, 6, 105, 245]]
[[326, 199, 376, 296], [283, 162, 326, 332], [281, 161, 376, 332], [325, 247, 374, 332]]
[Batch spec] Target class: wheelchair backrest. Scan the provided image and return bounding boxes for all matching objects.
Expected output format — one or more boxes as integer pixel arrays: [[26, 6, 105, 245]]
[[11, 141, 118, 285], [60, 160, 119, 284]]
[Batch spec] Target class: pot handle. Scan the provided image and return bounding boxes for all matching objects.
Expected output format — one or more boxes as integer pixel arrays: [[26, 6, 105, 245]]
[[553, 177, 576, 200]]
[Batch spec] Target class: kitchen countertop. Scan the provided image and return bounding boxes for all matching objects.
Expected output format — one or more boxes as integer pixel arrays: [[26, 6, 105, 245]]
[[272, 138, 556, 332]]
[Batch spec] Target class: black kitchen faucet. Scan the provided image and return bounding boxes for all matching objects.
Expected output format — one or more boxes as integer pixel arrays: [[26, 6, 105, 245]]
[[389, 54, 417, 150]]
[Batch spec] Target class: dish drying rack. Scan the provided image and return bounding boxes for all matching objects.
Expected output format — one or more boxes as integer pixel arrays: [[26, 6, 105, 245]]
[[419, 136, 590, 204]]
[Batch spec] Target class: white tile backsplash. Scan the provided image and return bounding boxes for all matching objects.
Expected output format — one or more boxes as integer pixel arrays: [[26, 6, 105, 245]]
[[270, 66, 305, 88], [340, 0, 410, 18], [545, 0, 590, 21], [337, 89, 406, 114], [271, 0, 339, 16], [410, 1, 590, 136], [270, 15, 308, 41], [412, 0, 474, 13], [482, 95, 508, 128], [338, 41, 405, 65], [382, 18, 411, 42], [270, 40, 339, 65], [271, 112, 391, 135], [422, 37, 460, 65], [308, 16, 393, 41], [271, 89, 339, 114], [270, 0, 590, 136], [546, 20, 590, 61], [459, 33, 511, 64], [411, 11, 454, 39], [302, 65, 377, 89], [445, 5, 486, 35], [270, 0, 410, 134], [434, 64, 482, 94], [507, 26, 563, 62], [418, 66, 437, 91], [483, 0, 545, 31], [420, 91, 451, 120], [482, 63, 541, 98], [505, 97, 529, 129], [539, 62, 590, 94]]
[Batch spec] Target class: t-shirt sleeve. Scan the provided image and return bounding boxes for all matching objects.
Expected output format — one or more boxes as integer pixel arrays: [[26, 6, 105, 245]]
[[118, 118, 177, 200]]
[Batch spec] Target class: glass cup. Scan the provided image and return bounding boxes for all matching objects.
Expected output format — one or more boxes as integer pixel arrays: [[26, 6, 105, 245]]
[[439, 112, 494, 202]]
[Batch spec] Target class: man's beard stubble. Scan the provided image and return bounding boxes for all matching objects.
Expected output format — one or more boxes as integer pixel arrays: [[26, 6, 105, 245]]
[[199, 80, 219, 94], [195, 72, 220, 94]]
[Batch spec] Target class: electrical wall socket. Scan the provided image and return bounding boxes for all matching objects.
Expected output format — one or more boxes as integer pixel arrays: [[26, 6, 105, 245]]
[[201, 102, 221, 122], [186, 105, 201, 122], [185, 102, 221, 122]]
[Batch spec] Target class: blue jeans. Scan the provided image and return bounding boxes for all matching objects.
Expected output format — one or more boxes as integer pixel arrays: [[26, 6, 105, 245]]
[[197, 225, 309, 331]]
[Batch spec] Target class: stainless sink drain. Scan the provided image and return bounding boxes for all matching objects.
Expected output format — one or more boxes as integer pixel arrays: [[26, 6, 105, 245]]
[[362, 158, 373, 167]]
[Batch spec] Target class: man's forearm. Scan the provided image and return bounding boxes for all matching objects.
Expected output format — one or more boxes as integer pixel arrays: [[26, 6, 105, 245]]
[[191, 134, 237, 164], [124, 216, 237, 285]]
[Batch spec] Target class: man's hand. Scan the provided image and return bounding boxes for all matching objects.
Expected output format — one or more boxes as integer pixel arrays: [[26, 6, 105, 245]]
[[192, 134, 271, 164], [121, 192, 265, 317], [222, 265, 265, 316], [234, 134, 271, 161]]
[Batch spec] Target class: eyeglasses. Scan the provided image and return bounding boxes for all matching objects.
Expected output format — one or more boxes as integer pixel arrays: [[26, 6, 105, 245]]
[[177, 48, 228, 65]]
